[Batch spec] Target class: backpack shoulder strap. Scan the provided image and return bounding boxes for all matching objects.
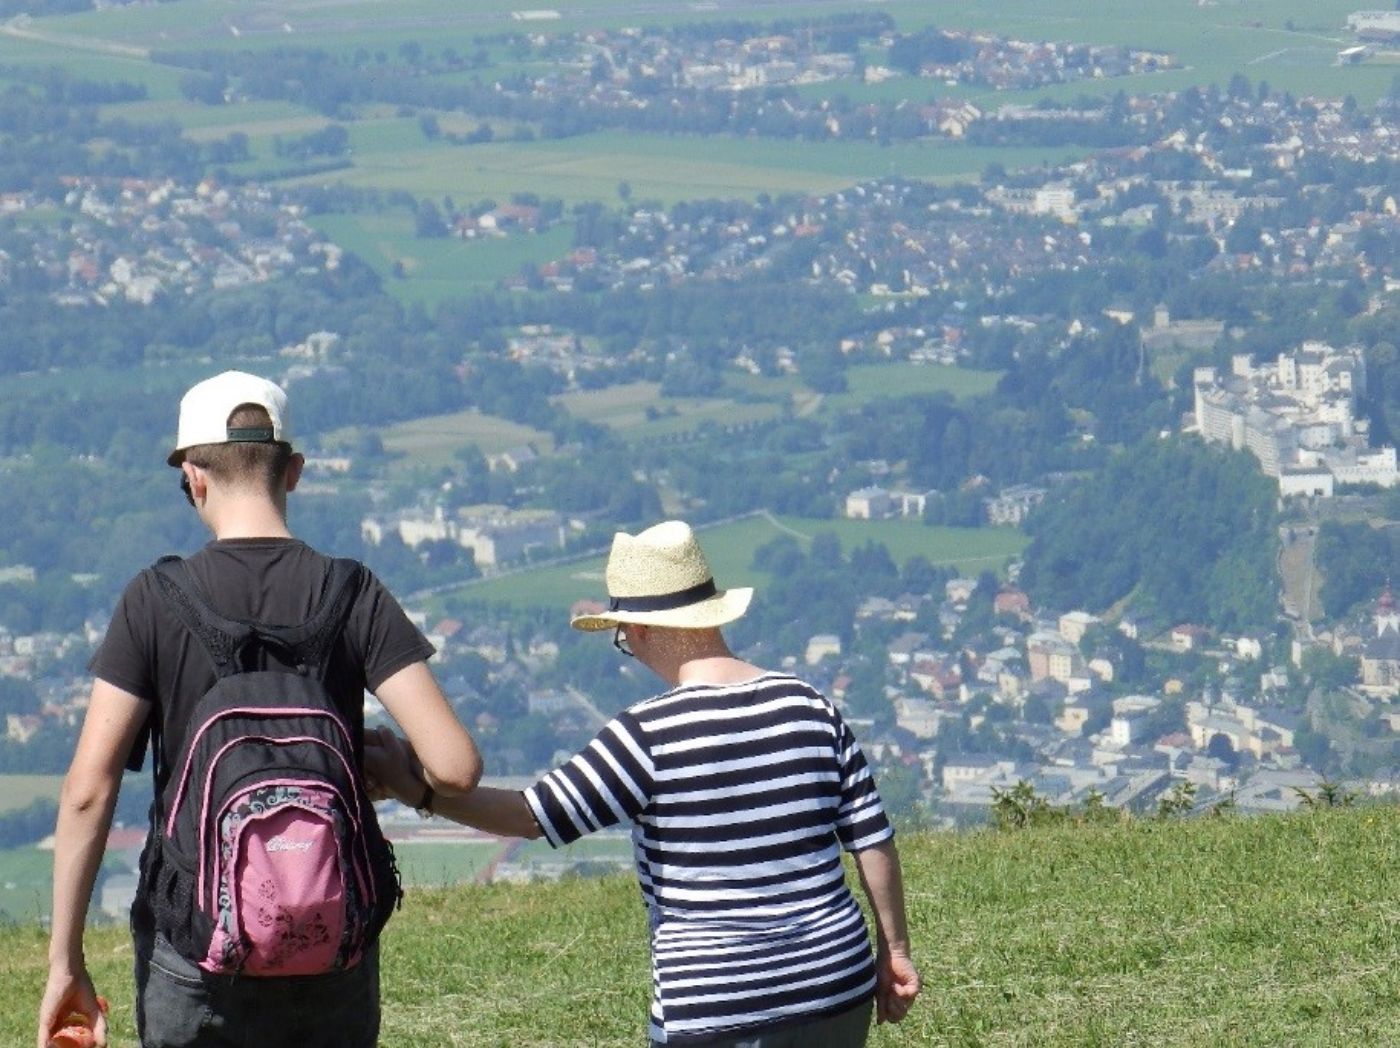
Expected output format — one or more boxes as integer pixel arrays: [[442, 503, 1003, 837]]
[[150, 555, 364, 681], [249, 558, 363, 679], [150, 556, 254, 679]]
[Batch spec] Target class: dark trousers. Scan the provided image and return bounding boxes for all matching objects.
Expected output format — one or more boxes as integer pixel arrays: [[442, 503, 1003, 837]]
[[655, 998, 875, 1048], [135, 934, 379, 1048]]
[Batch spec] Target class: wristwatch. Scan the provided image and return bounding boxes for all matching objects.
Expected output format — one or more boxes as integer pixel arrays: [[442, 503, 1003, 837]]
[[414, 781, 435, 820]]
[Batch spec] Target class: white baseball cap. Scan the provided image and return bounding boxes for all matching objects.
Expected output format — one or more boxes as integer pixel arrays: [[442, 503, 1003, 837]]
[[167, 370, 292, 466]]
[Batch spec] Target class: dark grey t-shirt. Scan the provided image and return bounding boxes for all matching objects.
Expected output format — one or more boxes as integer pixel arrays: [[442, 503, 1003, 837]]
[[89, 537, 434, 789]]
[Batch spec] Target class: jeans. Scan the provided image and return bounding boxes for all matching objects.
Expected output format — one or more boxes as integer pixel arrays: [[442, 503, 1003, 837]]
[[135, 934, 379, 1048], [654, 998, 875, 1048]]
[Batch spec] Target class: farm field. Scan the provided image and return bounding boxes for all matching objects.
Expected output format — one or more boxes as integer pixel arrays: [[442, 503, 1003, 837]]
[[554, 382, 785, 442], [328, 408, 554, 470], [436, 512, 1026, 611], [558, 364, 1000, 438], [0, 847, 56, 924], [285, 130, 1086, 207], [308, 212, 577, 305], [349, 362, 1001, 472], [0, 775, 62, 815], [387, 839, 500, 888]]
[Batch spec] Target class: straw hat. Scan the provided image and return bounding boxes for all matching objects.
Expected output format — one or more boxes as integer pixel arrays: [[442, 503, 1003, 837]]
[[570, 521, 753, 631]]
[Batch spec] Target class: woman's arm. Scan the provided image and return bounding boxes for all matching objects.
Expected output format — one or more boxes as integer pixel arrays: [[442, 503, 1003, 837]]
[[852, 839, 921, 1024], [365, 727, 540, 839]]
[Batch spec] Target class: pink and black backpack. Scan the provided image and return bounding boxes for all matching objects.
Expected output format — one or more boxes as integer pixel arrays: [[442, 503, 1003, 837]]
[[143, 557, 401, 976]]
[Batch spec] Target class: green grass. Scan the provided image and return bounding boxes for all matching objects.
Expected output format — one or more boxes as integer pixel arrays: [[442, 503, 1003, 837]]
[[307, 212, 578, 305], [390, 840, 501, 887], [555, 381, 787, 442], [558, 366, 1000, 443], [0, 848, 57, 925], [0, 775, 62, 814], [5, 807, 1399, 1045], [836, 362, 1002, 404], [281, 130, 1089, 206], [326, 408, 554, 470], [440, 512, 1025, 610]]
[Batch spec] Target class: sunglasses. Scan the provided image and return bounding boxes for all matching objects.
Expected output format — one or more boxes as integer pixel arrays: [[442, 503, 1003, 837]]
[[613, 625, 634, 658], [179, 473, 195, 507]]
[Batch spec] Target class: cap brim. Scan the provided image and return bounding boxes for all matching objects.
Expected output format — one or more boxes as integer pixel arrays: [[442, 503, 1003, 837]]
[[571, 587, 752, 631]]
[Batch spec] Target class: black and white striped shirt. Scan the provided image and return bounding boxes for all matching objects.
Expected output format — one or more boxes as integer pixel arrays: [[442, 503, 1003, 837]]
[[524, 673, 893, 1044]]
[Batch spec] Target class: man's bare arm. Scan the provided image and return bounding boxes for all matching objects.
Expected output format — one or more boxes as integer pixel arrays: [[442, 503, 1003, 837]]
[[38, 680, 148, 1048], [373, 661, 483, 796]]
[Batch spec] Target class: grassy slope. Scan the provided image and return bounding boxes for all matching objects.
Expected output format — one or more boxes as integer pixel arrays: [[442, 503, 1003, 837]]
[[5, 807, 1396, 1046]]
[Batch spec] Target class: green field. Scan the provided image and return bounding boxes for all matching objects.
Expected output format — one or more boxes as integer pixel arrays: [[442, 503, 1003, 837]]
[[339, 362, 1000, 470], [389, 840, 501, 887], [282, 130, 1088, 207], [439, 512, 1026, 611], [328, 408, 553, 470], [557, 365, 1001, 442], [0, 847, 55, 925], [554, 381, 786, 442], [308, 212, 578, 305], [5, 806, 1399, 1045], [0, 775, 62, 814]]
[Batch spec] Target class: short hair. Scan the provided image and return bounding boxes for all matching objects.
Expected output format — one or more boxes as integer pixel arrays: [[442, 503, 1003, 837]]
[[183, 403, 294, 494]]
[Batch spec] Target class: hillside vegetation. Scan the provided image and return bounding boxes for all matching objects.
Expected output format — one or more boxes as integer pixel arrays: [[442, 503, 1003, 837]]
[[3, 807, 1397, 1046]]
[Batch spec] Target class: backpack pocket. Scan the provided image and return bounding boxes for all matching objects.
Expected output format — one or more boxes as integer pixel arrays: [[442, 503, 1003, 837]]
[[204, 783, 360, 976]]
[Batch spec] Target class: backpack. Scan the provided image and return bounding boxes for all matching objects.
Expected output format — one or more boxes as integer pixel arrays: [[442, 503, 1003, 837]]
[[141, 555, 402, 977]]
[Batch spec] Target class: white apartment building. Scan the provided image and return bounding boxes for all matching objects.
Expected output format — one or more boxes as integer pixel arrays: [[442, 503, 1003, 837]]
[[1193, 344, 1397, 494]]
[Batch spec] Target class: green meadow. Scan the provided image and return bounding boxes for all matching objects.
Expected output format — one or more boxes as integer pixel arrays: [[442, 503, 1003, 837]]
[[438, 512, 1026, 612], [352, 363, 1000, 472], [308, 213, 577, 306], [327, 409, 555, 469], [0, 847, 57, 925], [282, 130, 1091, 206], [0, 775, 63, 814], [555, 382, 785, 443], [5, 807, 1399, 1045]]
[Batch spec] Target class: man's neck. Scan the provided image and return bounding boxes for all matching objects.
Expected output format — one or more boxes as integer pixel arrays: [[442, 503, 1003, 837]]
[[205, 499, 293, 541]]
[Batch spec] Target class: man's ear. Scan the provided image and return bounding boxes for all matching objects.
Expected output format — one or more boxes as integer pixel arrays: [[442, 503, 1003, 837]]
[[285, 452, 305, 492], [182, 461, 207, 504]]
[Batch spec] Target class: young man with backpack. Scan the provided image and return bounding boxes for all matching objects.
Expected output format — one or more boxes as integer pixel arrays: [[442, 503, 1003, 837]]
[[37, 370, 483, 1048]]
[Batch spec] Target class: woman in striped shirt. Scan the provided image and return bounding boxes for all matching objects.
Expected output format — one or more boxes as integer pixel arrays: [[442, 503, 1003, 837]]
[[367, 521, 920, 1045]]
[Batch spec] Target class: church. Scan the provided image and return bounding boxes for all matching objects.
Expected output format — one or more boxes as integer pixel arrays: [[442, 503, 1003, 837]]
[[1359, 585, 1400, 697]]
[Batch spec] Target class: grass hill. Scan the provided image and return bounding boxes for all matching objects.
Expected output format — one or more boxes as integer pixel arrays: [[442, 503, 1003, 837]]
[[4, 806, 1398, 1046]]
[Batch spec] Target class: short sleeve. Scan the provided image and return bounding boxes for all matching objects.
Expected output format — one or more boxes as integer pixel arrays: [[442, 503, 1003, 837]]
[[832, 708, 894, 853], [87, 572, 159, 703], [350, 567, 436, 692], [524, 713, 654, 848]]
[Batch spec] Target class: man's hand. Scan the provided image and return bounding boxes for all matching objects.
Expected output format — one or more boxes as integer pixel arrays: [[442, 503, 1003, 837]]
[[364, 726, 424, 806], [873, 945, 920, 1024], [37, 967, 106, 1048]]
